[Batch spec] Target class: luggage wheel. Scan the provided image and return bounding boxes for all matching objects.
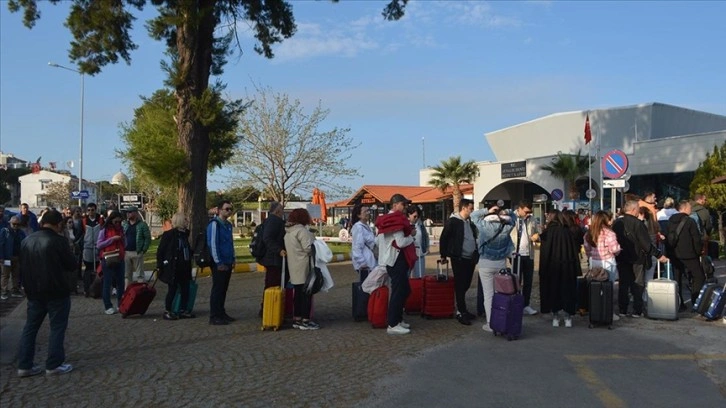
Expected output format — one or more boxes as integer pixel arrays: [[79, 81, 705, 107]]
[[607, 325, 613, 330], [588, 324, 593, 329], [507, 336, 517, 341]]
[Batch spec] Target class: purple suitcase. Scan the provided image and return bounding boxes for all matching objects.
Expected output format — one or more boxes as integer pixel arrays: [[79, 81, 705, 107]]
[[489, 292, 524, 340]]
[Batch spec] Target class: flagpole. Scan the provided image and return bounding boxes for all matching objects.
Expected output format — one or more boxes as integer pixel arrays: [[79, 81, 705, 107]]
[[598, 115, 604, 212], [587, 111, 592, 211]]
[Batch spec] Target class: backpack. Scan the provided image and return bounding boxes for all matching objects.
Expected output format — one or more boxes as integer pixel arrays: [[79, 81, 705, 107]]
[[249, 222, 266, 260], [666, 216, 688, 248], [193, 220, 215, 268]]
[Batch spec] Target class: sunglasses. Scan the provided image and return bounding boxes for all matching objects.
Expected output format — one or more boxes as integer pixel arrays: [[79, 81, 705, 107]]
[[222, 207, 234, 211]]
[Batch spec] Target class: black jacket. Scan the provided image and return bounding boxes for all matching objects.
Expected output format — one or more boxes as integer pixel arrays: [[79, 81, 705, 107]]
[[613, 214, 662, 265], [439, 216, 478, 260], [665, 213, 701, 260], [156, 228, 192, 284], [20, 227, 78, 300], [260, 214, 286, 267]]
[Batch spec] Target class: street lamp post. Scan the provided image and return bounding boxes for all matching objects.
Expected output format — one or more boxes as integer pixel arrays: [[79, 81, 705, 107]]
[[48, 62, 84, 206]]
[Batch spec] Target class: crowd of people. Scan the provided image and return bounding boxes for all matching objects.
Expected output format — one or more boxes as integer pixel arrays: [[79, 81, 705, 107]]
[[2, 189, 718, 377]]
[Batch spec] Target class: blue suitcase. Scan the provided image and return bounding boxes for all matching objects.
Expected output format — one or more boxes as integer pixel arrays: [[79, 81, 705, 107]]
[[704, 285, 726, 321], [489, 292, 524, 340], [172, 278, 198, 314], [693, 283, 718, 315]]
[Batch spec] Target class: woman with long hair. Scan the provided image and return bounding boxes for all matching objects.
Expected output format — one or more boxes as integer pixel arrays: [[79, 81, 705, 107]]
[[283, 208, 319, 330], [97, 211, 125, 315], [583, 211, 622, 321], [406, 205, 429, 278], [638, 206, 659, 285], [157, 212, 195, 320]]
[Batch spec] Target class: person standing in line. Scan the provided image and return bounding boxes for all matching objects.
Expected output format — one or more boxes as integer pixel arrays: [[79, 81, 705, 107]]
[[16, 209, 77, 377], [1, 216, 27, 300], [538, 210, 580, 328], [665, 199, 705, 311], [375, 194, 416, 335], [208, 201, 236, 325], [406, 205, 429, 278], [439, 198, 479, 326], [157, 212, 195, 320], [510, 201, 539, 316], [350, 203, 377, 280], [97, 211, 126, 315], [122, 207, 151, 287], [471, 204, 514, 332], [17, 203, 39, 236], [81, 203, 104, 297], [613, 200, 667, 318], [583, 210, 622, 322], [258, 201, 287, 316], [284, 208, 320, 330]]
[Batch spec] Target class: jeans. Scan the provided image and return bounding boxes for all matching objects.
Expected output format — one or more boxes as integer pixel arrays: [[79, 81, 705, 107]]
[[409, 256, 426, 278], [102, 260, 125, 310], [512, 256, 534, 307], [210, 264, 232, 319], [1, 256, 20, 294], [17, 296, 71, 370], [124, 251, 145, 283], [478, 266, 497, 324], [451, 257, 477, 314], [618, 262, 644, 315], [386, 253, 411, 327]]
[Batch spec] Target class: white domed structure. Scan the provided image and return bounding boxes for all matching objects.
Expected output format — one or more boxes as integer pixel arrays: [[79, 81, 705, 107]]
[[111, 171, 129, 186]]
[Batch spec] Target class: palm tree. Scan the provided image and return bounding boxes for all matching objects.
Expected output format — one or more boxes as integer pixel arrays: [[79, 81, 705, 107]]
[[428, 156, 480, 211], [540, 150, 594, 200]]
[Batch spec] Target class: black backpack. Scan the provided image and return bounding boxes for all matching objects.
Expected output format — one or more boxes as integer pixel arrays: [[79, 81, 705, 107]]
[[249, 222, 266, 260], [193, 220, 215, 268]]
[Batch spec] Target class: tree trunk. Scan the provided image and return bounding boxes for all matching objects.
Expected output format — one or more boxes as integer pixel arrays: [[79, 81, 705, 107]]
[[175, 1, 216, 239], [452, 185, 462, 213]]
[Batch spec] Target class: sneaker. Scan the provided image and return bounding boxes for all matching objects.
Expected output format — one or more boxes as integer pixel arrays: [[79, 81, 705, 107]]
[[111, 288, 117, 296], [523, 306, 539, 316], [163, 311, 178, 321], [630, 313, 643, 318], [399, 321, 411, 329], [46, 363, 73, 376], [482, 323, 493, 332], [552, 318, 560, 327], [456, 313, 472, 326], [10, 291, 24, 298], [612, 313, 620, 321], [104, 308, 116, 315], [178, 310, 196, 319], [302, 320, 320, 330], [387, 324, 411, 335], [17, 365, 43, 378], [564, 318, 573, 328], [462, 311, 477, 320], [209, 318, 229, 326], [292, 320, 304, 330], [0, 293, 8, 300]]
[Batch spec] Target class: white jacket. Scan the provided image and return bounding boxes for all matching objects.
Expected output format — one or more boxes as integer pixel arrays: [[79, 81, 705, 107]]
[[376, 230, 414, 267]]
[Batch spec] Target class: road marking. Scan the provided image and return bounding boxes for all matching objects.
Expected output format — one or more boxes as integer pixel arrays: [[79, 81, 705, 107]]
[[566, 354, 726, 407]]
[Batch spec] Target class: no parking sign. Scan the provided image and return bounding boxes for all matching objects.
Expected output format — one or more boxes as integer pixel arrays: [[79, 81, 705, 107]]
[[602, 149, 629, 179]]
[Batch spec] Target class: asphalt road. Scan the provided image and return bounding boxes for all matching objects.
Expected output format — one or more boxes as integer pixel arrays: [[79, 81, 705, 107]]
[[1, 253, 724, 407]]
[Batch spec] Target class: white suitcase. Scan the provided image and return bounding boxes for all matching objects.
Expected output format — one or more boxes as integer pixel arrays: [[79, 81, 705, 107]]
[[646, 261, 679, 320]]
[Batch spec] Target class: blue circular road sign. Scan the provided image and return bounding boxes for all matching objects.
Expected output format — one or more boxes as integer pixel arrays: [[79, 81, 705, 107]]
[[602, 149, 629, 179], [551, 189, 564, 201]]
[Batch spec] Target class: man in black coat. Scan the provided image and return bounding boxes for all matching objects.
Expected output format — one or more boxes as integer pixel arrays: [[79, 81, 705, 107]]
[[666, 199, 705, 310], [613, 200, 667, 317], [439, 199, 479, 325], [16, 209, 77, 377], [258, 202, 287, 314]]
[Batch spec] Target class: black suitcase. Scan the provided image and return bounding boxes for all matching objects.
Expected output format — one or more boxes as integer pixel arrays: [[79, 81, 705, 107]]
[[588, 280, 614, 329], [576, 276, 589, 316], [708, 241, 719, 260], [352, 282, 369, 321]]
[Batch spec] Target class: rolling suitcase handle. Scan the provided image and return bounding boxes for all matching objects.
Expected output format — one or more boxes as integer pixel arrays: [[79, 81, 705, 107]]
[[436, 259, 449, 281], [147, 268, 159, 288]]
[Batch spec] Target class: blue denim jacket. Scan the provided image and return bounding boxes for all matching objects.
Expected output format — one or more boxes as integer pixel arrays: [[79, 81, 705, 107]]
[[471, 209, 515, 260]]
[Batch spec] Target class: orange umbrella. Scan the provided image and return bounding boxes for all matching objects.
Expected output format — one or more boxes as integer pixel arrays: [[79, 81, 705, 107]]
[[312, 188, 321, 205]]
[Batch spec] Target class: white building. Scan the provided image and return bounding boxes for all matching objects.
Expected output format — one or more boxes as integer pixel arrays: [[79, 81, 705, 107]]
[[18, 170, 99, 209], [420, 102, 726, 211]]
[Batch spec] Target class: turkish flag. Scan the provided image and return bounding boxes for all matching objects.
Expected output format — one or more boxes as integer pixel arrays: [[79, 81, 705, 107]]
[[584, 114, 592, 145]]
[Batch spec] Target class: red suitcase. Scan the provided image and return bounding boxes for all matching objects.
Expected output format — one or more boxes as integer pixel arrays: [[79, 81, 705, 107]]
[[119, 272, 158, 318], [368, 286, 389, 328], [405, 278, 423, 314], [421, 260, 455, 319]]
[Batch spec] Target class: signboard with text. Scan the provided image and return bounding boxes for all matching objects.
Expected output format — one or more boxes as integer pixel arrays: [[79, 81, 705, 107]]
[[119, 193, 143, 210], [501, 161, 527, 179]]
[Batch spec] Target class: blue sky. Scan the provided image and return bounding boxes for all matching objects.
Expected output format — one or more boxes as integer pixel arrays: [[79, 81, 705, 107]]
[[2, 1, 725, 200]]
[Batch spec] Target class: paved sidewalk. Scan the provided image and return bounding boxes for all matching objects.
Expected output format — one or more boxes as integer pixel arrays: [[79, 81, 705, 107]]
[[1, 254, 724, 407]]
